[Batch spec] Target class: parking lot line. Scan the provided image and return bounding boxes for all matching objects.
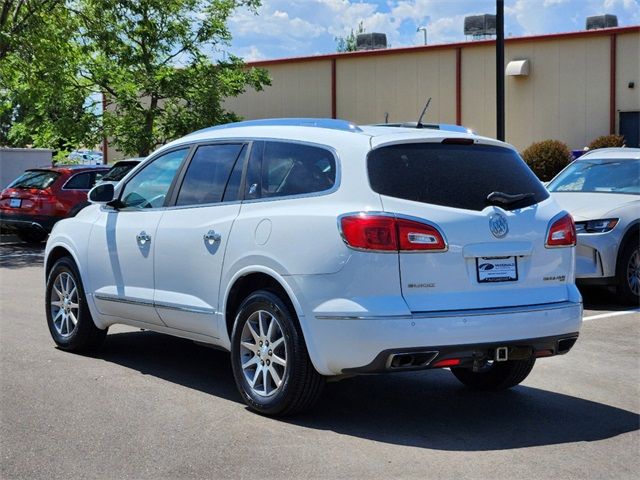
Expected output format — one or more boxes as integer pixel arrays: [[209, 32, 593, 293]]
[[583, 309, 640, 321]]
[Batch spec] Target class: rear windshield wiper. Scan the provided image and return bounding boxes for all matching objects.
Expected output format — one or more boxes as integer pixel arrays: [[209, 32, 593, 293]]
[[486, 191, 535, 206]]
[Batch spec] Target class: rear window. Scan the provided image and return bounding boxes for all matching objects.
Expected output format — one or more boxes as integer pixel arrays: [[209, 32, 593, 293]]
[[9, 170, 59, 190], [367, 143, 549, 211]]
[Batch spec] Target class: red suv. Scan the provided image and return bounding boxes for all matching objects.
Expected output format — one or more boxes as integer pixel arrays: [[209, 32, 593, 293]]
[[0, 165, 108, 243]]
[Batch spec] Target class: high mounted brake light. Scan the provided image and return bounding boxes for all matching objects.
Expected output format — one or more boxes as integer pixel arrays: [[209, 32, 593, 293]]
[[339, 214, 447, 252]]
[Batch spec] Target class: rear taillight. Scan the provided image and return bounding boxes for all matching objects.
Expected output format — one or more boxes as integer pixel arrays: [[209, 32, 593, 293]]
[[339, 214, 447, 252], [545, 213, 576, 248]]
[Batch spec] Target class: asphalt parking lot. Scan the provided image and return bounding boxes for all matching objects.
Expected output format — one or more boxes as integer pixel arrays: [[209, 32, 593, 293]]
[[1, 239, 638, 479]]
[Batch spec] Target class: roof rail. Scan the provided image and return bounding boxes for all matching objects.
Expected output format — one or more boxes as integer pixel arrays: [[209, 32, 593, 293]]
[[189, 118, 362, 136], [369, 122, 474, 134]]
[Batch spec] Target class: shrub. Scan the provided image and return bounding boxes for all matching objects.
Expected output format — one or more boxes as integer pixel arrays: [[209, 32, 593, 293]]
[[588, 134, 625, 150], [521, 140, 572, 181]]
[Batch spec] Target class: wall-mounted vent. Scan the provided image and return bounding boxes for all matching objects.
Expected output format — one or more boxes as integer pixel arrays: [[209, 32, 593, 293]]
[[464, 14, 497, 38], [586, 14, 618, 30], [356, 33, 388, 51]]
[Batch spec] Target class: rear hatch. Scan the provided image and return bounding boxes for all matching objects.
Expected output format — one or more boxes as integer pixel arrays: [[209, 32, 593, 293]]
[[367, 141, 574, 312], [0, 170, 60, 214]]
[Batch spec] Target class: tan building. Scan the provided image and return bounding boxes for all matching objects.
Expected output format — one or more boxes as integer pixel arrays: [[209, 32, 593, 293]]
[[224, 26, 639, 152]]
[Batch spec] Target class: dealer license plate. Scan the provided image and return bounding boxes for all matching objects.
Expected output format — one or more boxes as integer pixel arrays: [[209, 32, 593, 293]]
[[476, 256, 518, 283]]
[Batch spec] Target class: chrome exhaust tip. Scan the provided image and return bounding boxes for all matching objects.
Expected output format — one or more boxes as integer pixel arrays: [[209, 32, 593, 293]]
[[386, 351, 439, 370]]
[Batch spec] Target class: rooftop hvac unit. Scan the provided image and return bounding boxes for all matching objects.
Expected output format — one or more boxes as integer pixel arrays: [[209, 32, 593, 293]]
[[586, 14, 618, 30], [464, 14, 497, 37], [356, 33, 388, 51]]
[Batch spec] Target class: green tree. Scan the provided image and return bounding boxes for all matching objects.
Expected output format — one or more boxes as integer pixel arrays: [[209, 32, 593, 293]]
[[73, 0, 270, 156], [335, 21, 365, 53], [0, 0, 270, 157], [0, 1, 98, 150]]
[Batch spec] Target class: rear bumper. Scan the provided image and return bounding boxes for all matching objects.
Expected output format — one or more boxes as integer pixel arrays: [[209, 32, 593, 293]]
[[343, 332, 579, 374], [0, 212, 58, 232], [300, 300, 583, 375]]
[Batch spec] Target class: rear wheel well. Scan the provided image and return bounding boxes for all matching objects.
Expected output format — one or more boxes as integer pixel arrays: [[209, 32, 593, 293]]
[[46, 247, 73, 278], [225, 272, 297, 339]]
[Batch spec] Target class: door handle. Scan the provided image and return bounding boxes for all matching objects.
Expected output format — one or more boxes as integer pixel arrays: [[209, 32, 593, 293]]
[[136, 231, 151, 245], [203, 230, 221, 245]]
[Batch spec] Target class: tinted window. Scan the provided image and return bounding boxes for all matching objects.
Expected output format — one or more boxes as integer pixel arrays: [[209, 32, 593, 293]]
[[121, 148, 188, 209], [64, 172, 92, 190], [9, 170, 59, 190], [244, 142, 263, 200], [102, 162, 139, 182], [92, 171, 106, 185], [222, 145, 247, 202], [368, 144, 549, 211], [176, 144, 244, 206], [547, 159, 640, 195], [260, 142, 336, 198]]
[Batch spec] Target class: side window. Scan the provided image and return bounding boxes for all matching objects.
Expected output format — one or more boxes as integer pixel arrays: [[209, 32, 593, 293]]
[[91, 171, 106, 187], [120, 148, 188, 209], [64, 172, 92, 190], [261, 142, 336, 198], [244, 141, 263, 200], [176, 144, 244, 206], [222, 145, 247, 202]]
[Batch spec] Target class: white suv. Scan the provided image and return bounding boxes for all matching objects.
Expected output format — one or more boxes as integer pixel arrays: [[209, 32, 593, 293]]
[[44, 119, 582, 415]]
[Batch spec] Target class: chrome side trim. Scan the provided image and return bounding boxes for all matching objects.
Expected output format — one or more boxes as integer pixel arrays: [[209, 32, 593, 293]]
[[94, 293, 154, 307], [94, 294, 215, 315], [154, 301, 215, 315], [316, 300, 582, 320]]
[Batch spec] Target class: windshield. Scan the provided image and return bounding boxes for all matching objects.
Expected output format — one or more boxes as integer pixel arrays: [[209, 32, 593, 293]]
[[368, 143, 549, 211], [548, 159, 640, 195], [9, 170, 60, 190], [101, 163, 137, 182]]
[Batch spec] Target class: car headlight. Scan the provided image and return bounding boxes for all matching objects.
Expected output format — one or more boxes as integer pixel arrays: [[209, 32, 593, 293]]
[[574, 218, 619, 233]]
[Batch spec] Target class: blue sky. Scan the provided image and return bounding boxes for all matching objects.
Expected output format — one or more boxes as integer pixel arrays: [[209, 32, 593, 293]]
[[225, 0, 640, 61]]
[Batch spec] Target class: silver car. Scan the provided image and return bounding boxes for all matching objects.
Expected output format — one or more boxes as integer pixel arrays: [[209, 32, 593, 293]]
[[548, 148, 640, 303]]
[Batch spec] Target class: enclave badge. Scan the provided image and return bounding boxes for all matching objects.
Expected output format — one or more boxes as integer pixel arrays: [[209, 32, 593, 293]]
[[489, 213, 509, 238]]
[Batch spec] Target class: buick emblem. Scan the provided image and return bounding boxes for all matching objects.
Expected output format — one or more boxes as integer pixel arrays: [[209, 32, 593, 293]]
[[489, 213, 508, 238]]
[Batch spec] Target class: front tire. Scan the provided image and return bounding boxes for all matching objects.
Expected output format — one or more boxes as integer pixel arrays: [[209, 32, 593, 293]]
[[616, 239, 640, 305], [451, 357, 536, 390], [230, 290, 324, 416], [45, 257, 107, 352]]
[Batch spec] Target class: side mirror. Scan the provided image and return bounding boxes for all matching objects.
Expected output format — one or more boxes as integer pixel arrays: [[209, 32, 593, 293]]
[[88, 182, 115, 204]]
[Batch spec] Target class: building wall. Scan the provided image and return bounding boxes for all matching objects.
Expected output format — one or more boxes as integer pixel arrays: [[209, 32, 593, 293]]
[[223, 28, 639, 152], [335, 50, 457, 125], [225, 60, 333, 120], [0, 148, 53, 188]]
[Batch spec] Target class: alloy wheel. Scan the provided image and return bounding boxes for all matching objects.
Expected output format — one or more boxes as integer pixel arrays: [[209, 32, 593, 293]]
[[627, 247, 640, 297], [50, 272, 80, 337], [240, 310, 288, 397]]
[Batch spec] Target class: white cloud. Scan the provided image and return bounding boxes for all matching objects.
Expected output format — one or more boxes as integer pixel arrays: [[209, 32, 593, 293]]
[[226, 0, 640, 61]]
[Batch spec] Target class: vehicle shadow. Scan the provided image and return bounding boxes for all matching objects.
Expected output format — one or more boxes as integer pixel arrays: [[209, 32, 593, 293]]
[[96, 330, 639, 452], [0, 243, 45, 269], [579, 286, 631, 311]]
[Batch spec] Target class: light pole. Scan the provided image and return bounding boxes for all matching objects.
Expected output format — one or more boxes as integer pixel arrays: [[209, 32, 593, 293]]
[[417, 26, 428, 45], [496, 0, 505, 141]]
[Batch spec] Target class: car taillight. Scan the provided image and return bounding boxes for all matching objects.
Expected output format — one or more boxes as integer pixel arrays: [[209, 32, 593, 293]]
[[545, 213, 576, 248], [340, 214, 447, 252]]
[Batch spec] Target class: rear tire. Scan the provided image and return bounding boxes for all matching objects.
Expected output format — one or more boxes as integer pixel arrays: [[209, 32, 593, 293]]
[[45, 257, 107, 352], [616, 238, 640, 305], [230, 289, 324, 416], [451, 357, 536, 390], [17, 229, 47, 244]]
